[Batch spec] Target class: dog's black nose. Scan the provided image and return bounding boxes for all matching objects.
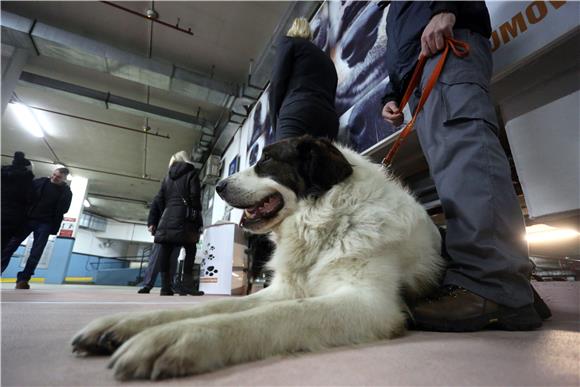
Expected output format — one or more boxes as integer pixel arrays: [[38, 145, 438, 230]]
[[215, 180, 227, 194]]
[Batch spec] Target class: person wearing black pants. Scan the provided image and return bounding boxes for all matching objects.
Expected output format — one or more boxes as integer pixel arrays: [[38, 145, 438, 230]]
[[150, 151, 204, 296], [270, 17, 339, 142]]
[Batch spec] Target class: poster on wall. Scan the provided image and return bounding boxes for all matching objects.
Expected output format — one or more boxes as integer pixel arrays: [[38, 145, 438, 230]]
[[20, 235, 56, 270], [228, 155, 240, 176], [246, 1, 396, 155]]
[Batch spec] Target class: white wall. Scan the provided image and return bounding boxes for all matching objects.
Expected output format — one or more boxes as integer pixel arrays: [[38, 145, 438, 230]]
[[95, 219, 154, 243], [73, 228, 129, 257]]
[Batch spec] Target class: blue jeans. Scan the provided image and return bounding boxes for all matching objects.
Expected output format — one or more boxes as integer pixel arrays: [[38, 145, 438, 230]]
[[1, 220, 52, 281]]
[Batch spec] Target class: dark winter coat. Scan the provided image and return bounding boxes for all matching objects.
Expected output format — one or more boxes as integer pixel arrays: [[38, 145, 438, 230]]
[[1, 164, 34, 233], [381, 1, 492, 105], [27, 177, 73, 234], [152, 162, 203, 245], [269, 36, 339, 140]]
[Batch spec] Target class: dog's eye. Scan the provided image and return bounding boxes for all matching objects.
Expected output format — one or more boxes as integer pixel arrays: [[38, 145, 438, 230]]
[[261, 154, 271, 162]]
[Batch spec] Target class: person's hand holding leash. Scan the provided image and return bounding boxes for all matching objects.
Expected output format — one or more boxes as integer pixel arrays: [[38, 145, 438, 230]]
[[148, 225, 156, 235], [382, 101, 404, 126], [420, 12, 456, 57]]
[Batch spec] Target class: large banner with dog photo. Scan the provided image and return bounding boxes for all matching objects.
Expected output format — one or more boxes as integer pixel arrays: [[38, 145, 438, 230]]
[[245, 2, 395, 156], [242, 0, 579, 164]]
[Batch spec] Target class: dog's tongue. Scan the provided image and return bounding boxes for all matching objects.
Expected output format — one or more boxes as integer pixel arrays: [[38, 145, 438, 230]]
[[243, 194, 281, 221], [260, 195, 280, 215]]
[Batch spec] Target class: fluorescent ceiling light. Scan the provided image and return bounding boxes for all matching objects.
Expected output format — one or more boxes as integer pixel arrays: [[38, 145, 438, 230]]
[[83, 199, 91, 208], [525, 224, 580, 243], [12, 103, 44, 138]]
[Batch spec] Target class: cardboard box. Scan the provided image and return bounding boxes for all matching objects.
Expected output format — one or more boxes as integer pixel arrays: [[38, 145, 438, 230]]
[[231, 269, 248, 295], [233, 243, 248, 268]]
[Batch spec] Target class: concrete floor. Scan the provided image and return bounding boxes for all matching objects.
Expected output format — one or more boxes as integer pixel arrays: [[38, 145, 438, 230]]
[[1, 282, 579, 386]]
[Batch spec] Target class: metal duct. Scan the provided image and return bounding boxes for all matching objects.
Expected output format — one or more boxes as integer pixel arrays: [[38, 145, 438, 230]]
[[19, 71, 213, 135], [1, 10, 238, 108]]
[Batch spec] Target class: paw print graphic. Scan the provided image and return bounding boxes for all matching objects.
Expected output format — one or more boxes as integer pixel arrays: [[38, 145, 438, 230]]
[[205, 266, 219, 277]]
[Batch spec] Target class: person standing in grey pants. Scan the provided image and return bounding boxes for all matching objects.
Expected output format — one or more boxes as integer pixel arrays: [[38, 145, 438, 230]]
[[380, 1, 549, 331]]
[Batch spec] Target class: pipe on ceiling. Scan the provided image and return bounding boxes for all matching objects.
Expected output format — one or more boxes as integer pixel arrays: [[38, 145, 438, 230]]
[[24, 104, 171, 139], [101, 1, 194, 36], [1, 153, 161, 182]]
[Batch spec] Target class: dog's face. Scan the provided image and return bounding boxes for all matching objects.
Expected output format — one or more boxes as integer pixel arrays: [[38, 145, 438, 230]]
[[216, 136, 353, 233]]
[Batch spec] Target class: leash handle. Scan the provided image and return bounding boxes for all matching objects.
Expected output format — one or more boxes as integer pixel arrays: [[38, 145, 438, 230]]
[[382, 38, 469, 167]]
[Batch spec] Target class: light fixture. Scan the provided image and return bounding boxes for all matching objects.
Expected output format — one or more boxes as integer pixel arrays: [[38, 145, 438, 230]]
[[83, 199, 91, 208], [12, 102, 44, 138], [525, 224, 580, 243]]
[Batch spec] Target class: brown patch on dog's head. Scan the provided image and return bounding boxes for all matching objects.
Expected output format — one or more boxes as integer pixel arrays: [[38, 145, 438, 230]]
[[255, 135, 353, 199]]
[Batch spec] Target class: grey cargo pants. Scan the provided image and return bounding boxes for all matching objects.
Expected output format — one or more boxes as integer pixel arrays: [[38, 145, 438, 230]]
[[412, 29, 533, 308]]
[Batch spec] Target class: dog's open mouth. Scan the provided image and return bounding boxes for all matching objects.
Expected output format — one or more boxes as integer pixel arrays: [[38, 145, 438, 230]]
[[240, 192, 285, 228]]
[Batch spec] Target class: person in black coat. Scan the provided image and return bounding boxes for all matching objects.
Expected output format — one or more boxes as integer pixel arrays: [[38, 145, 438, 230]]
[[150, 151, 203, 296], [2, 167, 72, 288], [1, 152, 34, 252], [270, 17, 339, 142]]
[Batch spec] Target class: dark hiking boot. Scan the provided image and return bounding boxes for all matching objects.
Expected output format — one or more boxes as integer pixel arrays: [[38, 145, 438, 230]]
[[15, 280, 30, 289], [411, 286, 543, 332]]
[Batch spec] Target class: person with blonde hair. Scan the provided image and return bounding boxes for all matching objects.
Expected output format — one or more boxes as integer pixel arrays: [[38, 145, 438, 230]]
[[149, 150, 203, 296], [269, 17, 339, 142]]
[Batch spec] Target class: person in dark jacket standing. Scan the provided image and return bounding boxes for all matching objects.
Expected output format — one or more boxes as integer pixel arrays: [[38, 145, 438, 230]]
[[270, 17, 339, 142], [380, 1, 548, 331], [151, 151, 203, 296], [1, 152, 34, 252], [2, 167, 72, 289]]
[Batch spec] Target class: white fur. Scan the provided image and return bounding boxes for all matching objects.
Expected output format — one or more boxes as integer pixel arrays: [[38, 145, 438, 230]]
[[71, 144, 444, 381]]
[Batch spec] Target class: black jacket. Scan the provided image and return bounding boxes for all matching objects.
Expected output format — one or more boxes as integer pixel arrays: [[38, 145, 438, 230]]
[[1, 164, 34, 232], [27, 177, 73, 234], [381, 1, 491, 105], [269, 36, 338, 133], [153, 162, 203, 245]]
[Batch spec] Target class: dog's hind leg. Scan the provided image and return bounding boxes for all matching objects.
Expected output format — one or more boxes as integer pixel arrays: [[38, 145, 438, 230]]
[[108, 288, 404, 380], [71, 286, 284, 355]]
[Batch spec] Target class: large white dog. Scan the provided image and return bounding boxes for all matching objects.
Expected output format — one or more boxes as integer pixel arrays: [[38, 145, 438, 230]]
[[71, 136, 444, 380]]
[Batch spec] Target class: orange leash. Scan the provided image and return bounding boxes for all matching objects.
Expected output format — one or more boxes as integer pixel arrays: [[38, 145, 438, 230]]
[[381, 38, 470, 167]]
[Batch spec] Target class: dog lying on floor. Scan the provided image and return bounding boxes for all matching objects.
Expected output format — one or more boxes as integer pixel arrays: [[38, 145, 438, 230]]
[[71, 135, 444, 380]]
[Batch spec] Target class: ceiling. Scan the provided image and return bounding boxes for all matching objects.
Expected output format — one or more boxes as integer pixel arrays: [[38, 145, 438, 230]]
[[0, 1, 304, 223]]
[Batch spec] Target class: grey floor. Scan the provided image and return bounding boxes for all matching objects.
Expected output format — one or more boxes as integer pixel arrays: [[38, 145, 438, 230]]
[[1, 282, 578, 387]]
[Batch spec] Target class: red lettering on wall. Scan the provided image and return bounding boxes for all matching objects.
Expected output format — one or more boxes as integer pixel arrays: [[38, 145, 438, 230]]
[[526, 1, 548, 24], [499, 12, 528, 43], [548, 1, 566, 9], [489, 0, 568, 51], [490, 30, 501, 52]]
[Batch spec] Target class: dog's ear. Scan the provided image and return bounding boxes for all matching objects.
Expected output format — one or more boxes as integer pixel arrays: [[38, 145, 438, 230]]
[[297, 136, 353, 198]]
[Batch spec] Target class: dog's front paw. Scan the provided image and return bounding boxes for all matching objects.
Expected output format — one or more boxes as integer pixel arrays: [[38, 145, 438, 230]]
[[109, 321, 223, 380], [71, 312, 159, 355]]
